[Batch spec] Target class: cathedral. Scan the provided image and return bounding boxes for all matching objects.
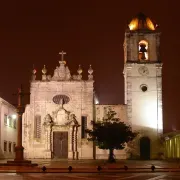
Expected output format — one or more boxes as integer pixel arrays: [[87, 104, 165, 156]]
[[22, 13, 163, 160]]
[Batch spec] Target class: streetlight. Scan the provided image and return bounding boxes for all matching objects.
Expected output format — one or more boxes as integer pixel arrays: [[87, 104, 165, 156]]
[[12, 114, 17, 120]]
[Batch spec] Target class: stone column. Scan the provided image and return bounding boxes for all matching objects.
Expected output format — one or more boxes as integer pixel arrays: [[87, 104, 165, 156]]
[[43, 126, 51, 159], [7, 86, 37, 166], [50, 126, 53, 158], [74, 126, 78, 159], [46, 127, 51, 150], [15, 107, 24, 161], [69, 126, 74, 159]]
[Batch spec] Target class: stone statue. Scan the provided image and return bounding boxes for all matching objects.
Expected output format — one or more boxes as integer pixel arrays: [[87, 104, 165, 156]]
[[58, 61, 66, 80], [65, 66, 71, 80], [65, 113, 79, 126], [52, 66, 59, 80], [43, 114, 53, 126]]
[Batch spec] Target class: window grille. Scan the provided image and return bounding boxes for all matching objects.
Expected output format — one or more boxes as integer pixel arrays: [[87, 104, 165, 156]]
[[81, 116, 87, 138], [34, 115, 41, 139]]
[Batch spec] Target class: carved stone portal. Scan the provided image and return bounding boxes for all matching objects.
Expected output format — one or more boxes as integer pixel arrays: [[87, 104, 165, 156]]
[[43, 106, 79, 159]]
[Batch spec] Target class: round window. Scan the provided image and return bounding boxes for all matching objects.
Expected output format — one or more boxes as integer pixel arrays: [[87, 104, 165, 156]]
[[53, 95, 70, 104], [140, 84, 148, 92]]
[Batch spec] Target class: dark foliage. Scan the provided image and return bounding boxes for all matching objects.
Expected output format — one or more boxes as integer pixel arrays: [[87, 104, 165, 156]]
[[86, 110, 138, 162]]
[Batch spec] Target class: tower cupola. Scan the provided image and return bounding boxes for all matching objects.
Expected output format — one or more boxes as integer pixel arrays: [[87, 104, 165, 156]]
[[128, 12, 156, 31]]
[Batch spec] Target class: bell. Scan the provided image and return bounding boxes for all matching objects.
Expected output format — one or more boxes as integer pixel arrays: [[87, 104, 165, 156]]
[[139, 44, 147, 53], [139, 44, 147, 60], [139, 52, 146, 60]]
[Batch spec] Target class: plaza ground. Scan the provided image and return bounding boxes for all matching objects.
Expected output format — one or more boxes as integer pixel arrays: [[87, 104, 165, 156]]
[[0, 160, 180, 179], [0, 159, 180, 172], [0, 172, 180, 180]]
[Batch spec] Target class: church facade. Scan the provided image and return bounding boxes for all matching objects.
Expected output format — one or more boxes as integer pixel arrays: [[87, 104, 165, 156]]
[[22, 13, 163, 160]]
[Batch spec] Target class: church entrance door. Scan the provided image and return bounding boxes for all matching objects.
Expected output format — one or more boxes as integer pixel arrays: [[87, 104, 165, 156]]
[[140, 137, 150, 160], [53, 131, 68, 159]]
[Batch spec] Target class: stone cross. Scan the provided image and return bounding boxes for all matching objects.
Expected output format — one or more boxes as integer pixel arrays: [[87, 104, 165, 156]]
[[59, 51, 66, 61], [12, 85, 30, 161], [13, 85, 30, 108]]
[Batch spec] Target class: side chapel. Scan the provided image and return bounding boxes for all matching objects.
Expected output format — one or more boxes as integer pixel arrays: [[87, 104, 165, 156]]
[[22, 13, 163, 160]]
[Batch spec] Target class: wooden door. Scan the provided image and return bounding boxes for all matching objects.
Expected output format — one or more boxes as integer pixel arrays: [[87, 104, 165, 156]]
[[53, 131, 68, 158], [140, 136, 151, 160]]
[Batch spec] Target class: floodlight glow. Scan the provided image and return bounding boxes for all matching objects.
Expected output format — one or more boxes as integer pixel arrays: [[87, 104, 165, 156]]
[[12, 114, 17, 119], [95, 99, 99, 105], [144, 100, 157, 128], [141, 98, 163, 130]]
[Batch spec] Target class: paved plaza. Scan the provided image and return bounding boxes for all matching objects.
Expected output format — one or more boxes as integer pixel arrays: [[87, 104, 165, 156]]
[[0, 172, 180, 180], [0, 159, 180, 179], [0, 159, 180, 171]]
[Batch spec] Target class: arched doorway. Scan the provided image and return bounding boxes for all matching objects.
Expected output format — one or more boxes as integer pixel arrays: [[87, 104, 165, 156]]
[[140, 137, 150, 160]]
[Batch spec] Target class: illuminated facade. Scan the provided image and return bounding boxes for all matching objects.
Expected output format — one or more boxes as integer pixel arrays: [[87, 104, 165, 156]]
[[124, 13, 163, 159], [0, 98, 17, 159], [164, 133, 180, 159], [22, 13, 163, 160], [22, 55, 128, 159]]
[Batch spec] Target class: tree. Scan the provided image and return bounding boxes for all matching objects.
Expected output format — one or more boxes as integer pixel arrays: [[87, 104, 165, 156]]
[[86, 109, 138, 162]]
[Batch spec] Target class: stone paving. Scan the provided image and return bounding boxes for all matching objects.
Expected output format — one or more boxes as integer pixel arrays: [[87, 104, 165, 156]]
[[0, 159, 180, 173], [0, 172, 180, 180], [32, 159, 180, 168]]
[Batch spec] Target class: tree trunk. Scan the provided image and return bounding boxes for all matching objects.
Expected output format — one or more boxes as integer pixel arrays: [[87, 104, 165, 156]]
[[108, 148, 115, 163]]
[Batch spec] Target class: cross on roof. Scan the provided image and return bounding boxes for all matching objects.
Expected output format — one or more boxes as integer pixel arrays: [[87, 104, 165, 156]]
[[59, 51, 66, 61]]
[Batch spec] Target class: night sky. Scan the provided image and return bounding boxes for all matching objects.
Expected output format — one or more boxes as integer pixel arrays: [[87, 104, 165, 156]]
[[0, 1, 179, 133]]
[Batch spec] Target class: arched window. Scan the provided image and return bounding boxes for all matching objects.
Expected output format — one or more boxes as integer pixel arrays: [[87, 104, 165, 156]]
[[34, 115, 41, 139], [139, 40, 148, 60]]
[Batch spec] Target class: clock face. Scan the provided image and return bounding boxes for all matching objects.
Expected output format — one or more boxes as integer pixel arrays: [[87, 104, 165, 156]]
[[138, 66, 149, 75]]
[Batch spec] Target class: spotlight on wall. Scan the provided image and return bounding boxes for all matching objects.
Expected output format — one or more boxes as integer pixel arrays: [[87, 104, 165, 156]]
[[12, 114, 17, 119]]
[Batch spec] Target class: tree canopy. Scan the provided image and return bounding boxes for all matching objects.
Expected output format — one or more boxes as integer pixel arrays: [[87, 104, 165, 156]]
[[86, 109, 138, 162]]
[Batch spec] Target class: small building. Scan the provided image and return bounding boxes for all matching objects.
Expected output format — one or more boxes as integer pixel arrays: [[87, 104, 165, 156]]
[[164, 132, 180, 159], [0, 97, 17, 159]]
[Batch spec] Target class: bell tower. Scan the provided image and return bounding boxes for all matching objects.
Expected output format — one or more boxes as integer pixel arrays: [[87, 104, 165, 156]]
[[124, 13, 163, 135]]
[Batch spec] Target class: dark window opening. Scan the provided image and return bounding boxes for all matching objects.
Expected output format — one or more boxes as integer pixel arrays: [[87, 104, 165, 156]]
[[13, 143, 16, 152], [139, 40, 148, 60], [140, 84, 148, 92], [13, 120, 16, 129], [4, 114, 7, 125], [4, 141, 7, 152], [9, 142, 12, 152], [81, 116, 87, 139]]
